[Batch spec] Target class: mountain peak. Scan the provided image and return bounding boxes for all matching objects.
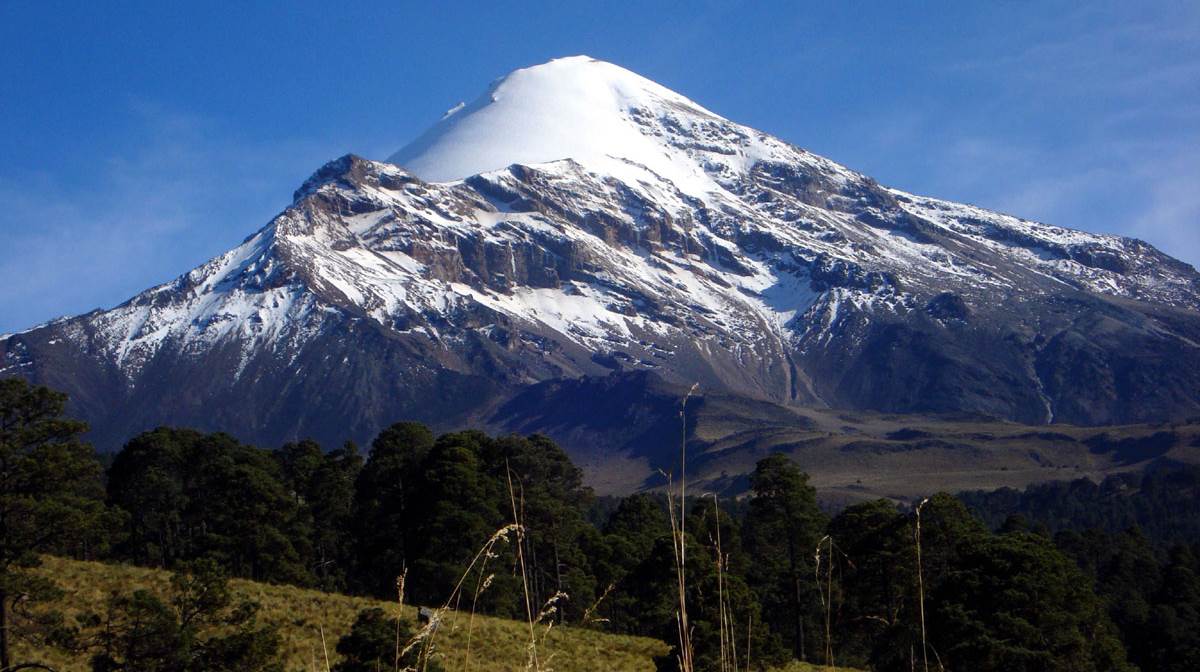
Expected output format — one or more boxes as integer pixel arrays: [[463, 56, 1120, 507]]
[[9, 56, 1200, 467], [387, 56, 726, 190]]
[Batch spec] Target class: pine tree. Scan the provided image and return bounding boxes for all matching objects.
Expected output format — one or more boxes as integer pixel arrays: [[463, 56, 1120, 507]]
[[0, 378, 108, 670], [350, 422, 434, 598], [741, 454, 826, 662], [825, 499, 914, 668], [930, 529, 1134, 672], [406, 433, 503, 612], [486, 434, 599, 622], [107, 428, 310, 584], [87, 560, 282, 671], [597, 494, 671, 631], [274, 439, 362, 591], [333, 608, 444, 672], [308, 442, 363, 592]]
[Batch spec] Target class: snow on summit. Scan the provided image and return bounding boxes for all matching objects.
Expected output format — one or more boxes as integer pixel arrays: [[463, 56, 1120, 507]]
[[5, 54, 1200, 449], [388, 55, 751, 197]]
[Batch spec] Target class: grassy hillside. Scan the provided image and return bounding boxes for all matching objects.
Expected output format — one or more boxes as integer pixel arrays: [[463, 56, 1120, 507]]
[[16, 556, 670, 672], [772, 665, 861, 672]]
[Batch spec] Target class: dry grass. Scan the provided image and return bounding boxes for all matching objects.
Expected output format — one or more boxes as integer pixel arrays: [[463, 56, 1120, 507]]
[[665, 383, 699, 672], [16, 555, 669, 672], [768, 662, 861, 672]]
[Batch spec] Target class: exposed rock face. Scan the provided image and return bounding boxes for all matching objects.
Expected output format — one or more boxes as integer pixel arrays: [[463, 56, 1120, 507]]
[[3, 56, 1199, 470]]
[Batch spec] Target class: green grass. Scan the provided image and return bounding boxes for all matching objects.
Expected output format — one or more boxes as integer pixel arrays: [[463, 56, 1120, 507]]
[[16, 555, 670, 672]]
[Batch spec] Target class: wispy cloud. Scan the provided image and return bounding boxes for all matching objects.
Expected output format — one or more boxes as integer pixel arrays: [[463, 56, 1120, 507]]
[[0, 102, 330, 332], [3, 4, 1197, 337], [1128, 151, 1200, 265], [854, 2, 1200, 268]]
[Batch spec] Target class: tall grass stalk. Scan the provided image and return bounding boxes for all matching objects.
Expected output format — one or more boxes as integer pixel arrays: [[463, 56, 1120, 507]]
[[395, 568, 408, 671], [665, 383, 699, 672], [400, 523, 522, 670], [825, 541, 834, 671], [462, 561, 495, 671], [319, 623, 332, 672], [814, 536, 836, 670], [506, 463, 541, 672], [710, 493, 740, 672], [665, 472, 692, 672], [581, 582, 614, 627], [914, 498, 930, 672]]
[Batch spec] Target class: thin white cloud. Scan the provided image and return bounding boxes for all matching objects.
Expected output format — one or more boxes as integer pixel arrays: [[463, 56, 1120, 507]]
[[0, 103, 331, 332], [1128, 152, 1200, 267], [855, 2, 1200, 268]]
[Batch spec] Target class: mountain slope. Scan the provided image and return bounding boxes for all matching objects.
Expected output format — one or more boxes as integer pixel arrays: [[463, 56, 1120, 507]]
[[3, 56, 1199, 479], [489, 371, 1200, 499]]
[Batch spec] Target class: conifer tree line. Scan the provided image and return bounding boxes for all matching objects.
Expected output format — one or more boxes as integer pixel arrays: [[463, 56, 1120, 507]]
[[3, 377, 1199, 671]]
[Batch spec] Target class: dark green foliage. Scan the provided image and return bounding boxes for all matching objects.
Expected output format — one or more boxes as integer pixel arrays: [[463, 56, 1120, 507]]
[[275, 439, 362, 591], [2, 377, 1179, 670], [930, 530, 1132, 672], [620, 530, 781, 671], [351, 422, 435, 598], [1057, 528, 1200, 672], [824, 499, 913, 669], [960, 463, 1200, 546], [332, 607, 444, 672], [406, 432, 503, 611], [741, 454, 827, 661], [964, 464, 1200, 670], [273, 439, 325, 504], [820, 493, 1132, 672], [594, 493, 786, 671], [86, 560, 282, 672], [602, 494, 669, 562], [484, 434, 600, 622], [90, 589, 183, 672], [102, 420, 605, 625], [0, 378, 110, 669], [352, 427, 602, 621], [595, 494, 671, 632], [106, 428, 311, 584], [914, 492, 988, 580], [686, 498, 784, 670], [687, 498, 749, 576], [1147, 545, 1200, 672]]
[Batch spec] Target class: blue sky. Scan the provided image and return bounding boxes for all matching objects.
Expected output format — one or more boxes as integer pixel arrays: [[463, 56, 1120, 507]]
[[1, 1, 1197, 333]]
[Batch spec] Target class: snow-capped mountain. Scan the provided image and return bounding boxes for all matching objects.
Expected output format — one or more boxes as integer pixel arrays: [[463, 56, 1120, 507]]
[[4, 55, 1200, 459]]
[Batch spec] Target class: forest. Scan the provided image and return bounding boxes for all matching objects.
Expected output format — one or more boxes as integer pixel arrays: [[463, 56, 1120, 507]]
[[2, 376, 1198, 672]]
